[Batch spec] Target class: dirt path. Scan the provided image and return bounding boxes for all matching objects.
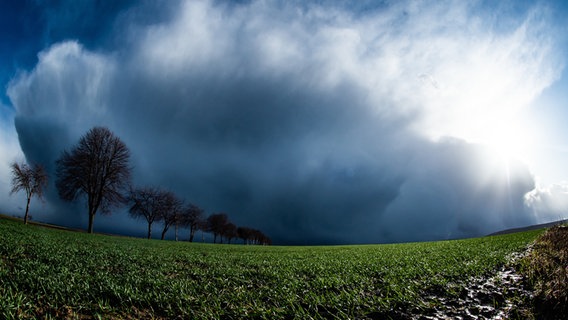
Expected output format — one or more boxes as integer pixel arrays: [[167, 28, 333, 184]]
[[406, 246, 533, 320], [416, 225, 567, 320]]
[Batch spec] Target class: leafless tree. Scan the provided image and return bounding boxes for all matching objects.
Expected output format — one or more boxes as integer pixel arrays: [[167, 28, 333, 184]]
[[10, 162, 48, 224], [158, 191, 183, 240], [250, 229, 271, 245], [237, 226, 253, 245], [236, 226, 271, 245], [206, 213, 228, 244], [56, 127, 131, 233], [128, 187, 164, 239], [223, 222, 238, 244], [182, 203, 205, 242]]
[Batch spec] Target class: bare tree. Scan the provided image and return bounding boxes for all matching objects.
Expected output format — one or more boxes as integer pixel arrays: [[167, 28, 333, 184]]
[[56, 127, 131, 233], [182, 203, 204, 242], [10, 162, 48, 224], [223, 222, 238, 244], [158, 191, 183, 240], [206, 213, 228, 244], [128, 187, 164, 239], [252, 229, 272, 245], [237, 226, 253, 245]]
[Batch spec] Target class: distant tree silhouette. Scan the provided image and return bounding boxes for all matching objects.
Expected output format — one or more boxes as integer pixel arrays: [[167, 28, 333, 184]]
[[259, 232, 271, 245], [237, 226, 253, 244], [222, 222, 238, 244], [250, 228, 272, 245], [206, 213, 228, 244], [236, 226, 271, 245], [182, 204, 204, 242], [56, 127, 131, 233], [158, 191, 183, 240], [9, 162, 48, 224], [128, 187, 165, 239]]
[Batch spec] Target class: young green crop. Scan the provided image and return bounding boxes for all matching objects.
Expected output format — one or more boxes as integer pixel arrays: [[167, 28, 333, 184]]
[[0, 218, 541, 319]]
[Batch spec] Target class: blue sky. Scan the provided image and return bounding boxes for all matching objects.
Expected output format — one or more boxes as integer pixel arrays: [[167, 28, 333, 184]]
[[1, 0, 568, 244]]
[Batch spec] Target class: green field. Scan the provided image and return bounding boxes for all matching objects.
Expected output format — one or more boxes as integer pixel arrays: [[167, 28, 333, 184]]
[[0, 217, 541, 319]]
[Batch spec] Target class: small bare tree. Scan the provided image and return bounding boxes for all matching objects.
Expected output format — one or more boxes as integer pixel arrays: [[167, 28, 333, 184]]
[[237, 226, 271, 245], [223, 222, 238, 244], [158, 191, 183, 240], [206, 213, 228, 244], [182, 204, 205, 242], [56, 127, 131, 233], [128, 187, 164, 239], [237, 226, 253, 245], [10, 162, 48, 224]]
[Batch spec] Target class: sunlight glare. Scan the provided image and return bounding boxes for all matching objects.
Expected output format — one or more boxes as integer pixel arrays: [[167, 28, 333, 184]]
[[417, 55, 543, 168], [471, 119, 531, 163]]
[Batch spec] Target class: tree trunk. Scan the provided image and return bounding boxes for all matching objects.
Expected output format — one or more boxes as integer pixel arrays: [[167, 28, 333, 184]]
[[175, 223, 178, 241], [147, 223, 152, 239], [23, 195, 31, 224], [189, 227, 195, 242], [161, 227, 168, 240], [87, 198, 97, 234], [88, 213, 95, 234]]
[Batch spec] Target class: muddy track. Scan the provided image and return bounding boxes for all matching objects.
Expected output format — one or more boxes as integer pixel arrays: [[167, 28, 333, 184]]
[[373, 246, 535, 320], [418, 249, 532, 319], [406, 225, 567, 320]]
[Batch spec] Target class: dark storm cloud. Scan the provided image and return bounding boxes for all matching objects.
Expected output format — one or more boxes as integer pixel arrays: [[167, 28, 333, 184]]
[[378, 139, 536, 243], [5, 0, 562, 243]]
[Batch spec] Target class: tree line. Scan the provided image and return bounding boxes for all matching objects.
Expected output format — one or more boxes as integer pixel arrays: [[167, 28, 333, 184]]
[[9, 126, 270, 245]]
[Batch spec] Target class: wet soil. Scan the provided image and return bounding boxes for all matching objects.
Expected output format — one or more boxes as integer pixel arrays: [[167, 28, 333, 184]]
[[413, 248, 533, 320], [419, 264, 531, 319]]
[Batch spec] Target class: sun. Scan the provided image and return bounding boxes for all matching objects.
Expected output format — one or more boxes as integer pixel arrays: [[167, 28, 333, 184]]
[[473, 121, 530, 162], [432, 72, 536, 164], [427, 100, 534, 161], [412, 37, 549, 167], [424, 110, 535, 166]]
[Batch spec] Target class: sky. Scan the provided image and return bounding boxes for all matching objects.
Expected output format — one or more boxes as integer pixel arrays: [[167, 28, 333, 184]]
[[1, 0, 568, 245]]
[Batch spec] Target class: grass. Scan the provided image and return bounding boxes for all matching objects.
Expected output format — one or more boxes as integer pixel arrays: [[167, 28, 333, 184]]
[[0, 217, 542, 319], [520, 224, 568, 319]]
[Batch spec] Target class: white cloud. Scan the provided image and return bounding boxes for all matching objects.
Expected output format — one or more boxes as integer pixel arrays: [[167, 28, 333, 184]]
[[0, 104, 24, 214], [8, 41, 114, 127], [525, 182, 568, 222]]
